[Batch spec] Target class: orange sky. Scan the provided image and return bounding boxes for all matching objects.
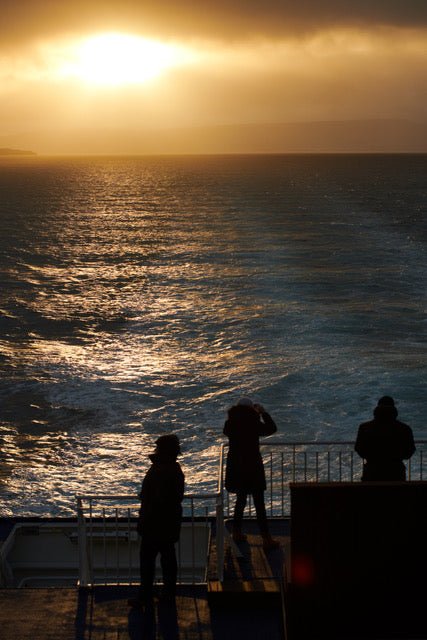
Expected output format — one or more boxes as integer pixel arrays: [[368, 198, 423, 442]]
[[1, 1, 426, 153]]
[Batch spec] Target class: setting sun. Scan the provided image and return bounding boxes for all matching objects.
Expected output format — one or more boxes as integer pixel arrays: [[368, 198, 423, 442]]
[[62, 33, 187, 86]]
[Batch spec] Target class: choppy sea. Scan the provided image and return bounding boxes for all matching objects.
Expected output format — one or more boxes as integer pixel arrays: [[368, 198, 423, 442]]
[[0, 154, 425, 515]]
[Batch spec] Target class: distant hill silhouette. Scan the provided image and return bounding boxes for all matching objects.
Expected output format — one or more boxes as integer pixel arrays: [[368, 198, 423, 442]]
[[0, 148, 36, 156], [1, 120, 427, 154]]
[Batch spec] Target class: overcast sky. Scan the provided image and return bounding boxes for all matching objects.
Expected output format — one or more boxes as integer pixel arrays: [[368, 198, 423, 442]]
[[2, 1, 427, 43], [1, 1, 426, 153]]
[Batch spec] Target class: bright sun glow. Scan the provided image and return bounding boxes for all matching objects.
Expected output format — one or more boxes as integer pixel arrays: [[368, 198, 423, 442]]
[[62, 33, 186, 86]]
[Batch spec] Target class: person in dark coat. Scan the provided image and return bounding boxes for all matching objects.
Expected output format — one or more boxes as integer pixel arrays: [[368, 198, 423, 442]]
[[223, 397, 279, 550], [355, 396, 415, 481], [134, 434, 185, 606]]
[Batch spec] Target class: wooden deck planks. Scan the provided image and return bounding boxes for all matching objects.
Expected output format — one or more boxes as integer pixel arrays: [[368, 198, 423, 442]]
[[0, 586, 213, 640], [0, 585, 285, 639], [208, 518, 290, 598], [208, 578, 281, 594], [0, 588, 79, 640]]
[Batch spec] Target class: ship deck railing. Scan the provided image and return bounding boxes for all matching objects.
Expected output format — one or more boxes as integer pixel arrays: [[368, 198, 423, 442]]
[[75, 439, 427, 589], [224, 439, 427, 519], [76, 443, 227, 587], [76, 492, 225, 588]]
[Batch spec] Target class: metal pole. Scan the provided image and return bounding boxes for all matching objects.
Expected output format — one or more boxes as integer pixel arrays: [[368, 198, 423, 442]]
[[216, 493, 224, 582], [76, 497, 90, 587]]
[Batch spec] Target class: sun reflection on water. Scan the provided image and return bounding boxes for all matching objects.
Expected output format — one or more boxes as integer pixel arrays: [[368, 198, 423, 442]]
[[1, 156, 425, 515]]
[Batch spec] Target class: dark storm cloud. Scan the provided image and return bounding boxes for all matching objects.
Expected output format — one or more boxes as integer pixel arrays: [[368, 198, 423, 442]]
[[1, 0, 427, 48]]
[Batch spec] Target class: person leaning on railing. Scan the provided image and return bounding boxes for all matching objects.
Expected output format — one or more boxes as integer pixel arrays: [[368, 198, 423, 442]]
[[355, 396, 416, 481], [223, 397, 280, 551]]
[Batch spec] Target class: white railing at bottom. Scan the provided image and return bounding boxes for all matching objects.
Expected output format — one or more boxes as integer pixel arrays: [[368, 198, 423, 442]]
[[76, 491, 225, 587], [77, 448, 226, 587]]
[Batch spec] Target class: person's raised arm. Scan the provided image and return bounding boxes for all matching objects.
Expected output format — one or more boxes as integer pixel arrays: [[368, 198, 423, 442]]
[[254, 404, 277, 437]]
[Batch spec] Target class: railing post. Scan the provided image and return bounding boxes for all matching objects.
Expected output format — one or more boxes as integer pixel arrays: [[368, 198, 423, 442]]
[[216, 493, 224, 582], [292, 445, 296, 482], [270, 452, 273, 515], [215, 443, 225, 582], [281, 452, 285, 516], [77, 497, 91, 587], [191, 498, 195, 584]]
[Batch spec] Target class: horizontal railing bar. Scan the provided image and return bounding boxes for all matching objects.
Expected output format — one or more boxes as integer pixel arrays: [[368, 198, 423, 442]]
[[76, 492, 220, 502], [257, 440, 427, 446]]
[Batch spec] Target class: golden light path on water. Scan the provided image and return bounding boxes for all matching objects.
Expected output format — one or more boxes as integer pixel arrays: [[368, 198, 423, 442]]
[[0, 155, 425, 516], [0, 425, 222, 515], [0, 254, 272, 514]]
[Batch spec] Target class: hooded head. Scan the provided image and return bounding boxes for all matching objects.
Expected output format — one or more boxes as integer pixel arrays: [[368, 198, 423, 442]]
[[374, 396, 398, 421], [237, 397, 254, 408], [228, 396, 258, 420], [150, 434, 181, 462]]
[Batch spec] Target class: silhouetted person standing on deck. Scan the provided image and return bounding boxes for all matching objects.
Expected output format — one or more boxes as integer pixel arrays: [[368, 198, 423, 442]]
[[355, 396, 415, 481], [132, 434, 184, 608], [224, 397, 279, 551]]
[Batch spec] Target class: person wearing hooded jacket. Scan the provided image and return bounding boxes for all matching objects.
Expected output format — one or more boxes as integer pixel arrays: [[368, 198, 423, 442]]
[[134, 434, 185, 606], [223, 397, 279, 550], [355, 396, 415, 481]]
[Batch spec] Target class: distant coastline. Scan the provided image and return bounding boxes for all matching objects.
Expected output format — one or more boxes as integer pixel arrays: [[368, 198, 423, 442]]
[[1, 119, 427, 154], [0, 148, 37, 156]]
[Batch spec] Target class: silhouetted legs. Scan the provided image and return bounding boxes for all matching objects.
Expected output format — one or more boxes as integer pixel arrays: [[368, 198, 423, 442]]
[[140, 540, 177, 601], [233, 490, 280, 550], [160, 543, 178, 597], [233, 490, 269, 535]]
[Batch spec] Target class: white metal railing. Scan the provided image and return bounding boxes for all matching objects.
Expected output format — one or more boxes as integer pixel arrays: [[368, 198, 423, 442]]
[[222, 440, 427, 519], [76, 440, 426, 587], [77, 446, 226, 587], [76, 492, 223, 587], [77, 443, 226, 587]]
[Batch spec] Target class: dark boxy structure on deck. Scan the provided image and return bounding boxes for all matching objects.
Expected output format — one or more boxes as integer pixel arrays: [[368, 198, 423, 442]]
[[289, 482, 427, 639]]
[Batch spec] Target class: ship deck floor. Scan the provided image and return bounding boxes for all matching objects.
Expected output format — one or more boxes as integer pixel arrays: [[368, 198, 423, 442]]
[[208, 518, 290, 598], [0, 519, 288, 640], [0, 583, 285, 640], [0, 517, 418, 639]]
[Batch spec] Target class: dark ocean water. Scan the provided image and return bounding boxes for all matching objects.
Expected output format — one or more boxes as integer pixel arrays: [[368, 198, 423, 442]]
[[0, 154, 426, 515]]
